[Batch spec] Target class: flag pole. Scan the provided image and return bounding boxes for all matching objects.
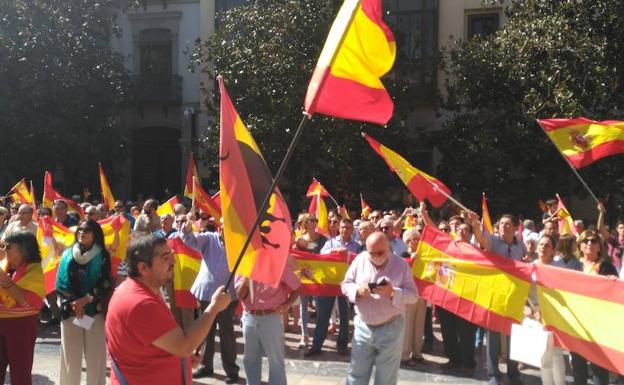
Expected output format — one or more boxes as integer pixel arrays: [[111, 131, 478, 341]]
[[224, 113, 311, 290], [536, 119, 600, 204], [430, 183, 473, 213]]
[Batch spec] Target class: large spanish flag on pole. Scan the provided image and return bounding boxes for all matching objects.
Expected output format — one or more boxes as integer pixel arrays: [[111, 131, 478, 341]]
[[304, 0, 396, 125], [535, 264, 624, 375], [538, 118, 624, 168], [414, 225, 532, 335], [8, 178, 32, 204], [98, 163, 116, 210], [42, 171, 84, 217], [37, 217, 75, 294], [167, 238, 202, 308], [192, 176, 221, 223], [184, 153, 199, 199], [219, 77, 292, 288], [291, 249, 353, 296], [363, 133, 451, 207]]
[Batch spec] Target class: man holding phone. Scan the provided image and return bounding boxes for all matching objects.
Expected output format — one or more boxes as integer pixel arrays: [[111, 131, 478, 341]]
[[341, 232, 418, 385]]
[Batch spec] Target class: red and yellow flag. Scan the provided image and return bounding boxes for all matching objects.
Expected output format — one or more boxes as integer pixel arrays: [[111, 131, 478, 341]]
[[538, 118, 624, 168], [291, 249, 353, 296], [9, 178, 32, 204], [98, 215, 130, 278], [30, 180, 38, 222], [98, 163, 116, 210], [37, 216, 75, 294], [167, 237, 202, 308], [304, 0, 396, 125], [308, 192, 329, 236], [414, 225, 533, 335], [360, 193, 371, 219], [156, 195, 181, 217], [219, 76, 292, 288], [535, 264, 624, 375], [192, 176, 221, 223], [481, 193, 494, 235], [306, 179, 330, 198], [363, 133, 451, 207], [556, 194, 577, 236], [42, 171, 83, 217], [338, 204, 351, 220], [184, 153, 199, 199]]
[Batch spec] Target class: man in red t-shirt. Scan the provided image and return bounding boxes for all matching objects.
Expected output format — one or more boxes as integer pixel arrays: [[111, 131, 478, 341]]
[[105, 236, 230, 385]]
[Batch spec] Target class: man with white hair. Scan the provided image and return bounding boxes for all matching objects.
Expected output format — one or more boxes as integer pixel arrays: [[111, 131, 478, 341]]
[[2, 204, 37, 240]]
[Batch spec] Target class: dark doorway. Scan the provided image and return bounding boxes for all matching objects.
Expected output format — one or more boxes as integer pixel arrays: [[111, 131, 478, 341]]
[[131, 127, 181, 200]]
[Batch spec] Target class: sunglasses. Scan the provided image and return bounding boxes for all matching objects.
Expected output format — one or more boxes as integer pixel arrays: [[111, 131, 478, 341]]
[[77, 227, 93, 234], [583, 238, 599, 244]]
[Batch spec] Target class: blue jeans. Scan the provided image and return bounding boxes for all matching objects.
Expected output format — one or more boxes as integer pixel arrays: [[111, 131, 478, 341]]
[[300, 296, 310, 337], [312, 296, 349, 351], [487, 330, 519, 381], [348, 315, 404, 385], [241, 312, 286, 385]]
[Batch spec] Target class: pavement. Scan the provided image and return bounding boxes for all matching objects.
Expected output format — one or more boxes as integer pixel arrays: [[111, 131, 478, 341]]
[[20, 315, 550, 385]]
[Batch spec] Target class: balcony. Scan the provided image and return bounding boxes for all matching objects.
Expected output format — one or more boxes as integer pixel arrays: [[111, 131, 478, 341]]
[[130, 74, 183, 104]]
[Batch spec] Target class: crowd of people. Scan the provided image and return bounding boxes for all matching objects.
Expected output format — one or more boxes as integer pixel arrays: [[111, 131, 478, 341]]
[[0, 195, 622, 385]]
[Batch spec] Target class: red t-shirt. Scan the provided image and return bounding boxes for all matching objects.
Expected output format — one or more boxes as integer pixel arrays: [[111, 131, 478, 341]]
[[105, 278, 191, 385]]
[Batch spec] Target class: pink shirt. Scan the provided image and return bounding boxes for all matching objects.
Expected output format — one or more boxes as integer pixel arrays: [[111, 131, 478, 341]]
[[235, 263, 301, 311], [342, 252, 418, 325]]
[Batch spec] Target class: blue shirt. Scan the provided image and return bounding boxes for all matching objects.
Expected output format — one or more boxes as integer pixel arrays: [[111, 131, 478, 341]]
[[320, 236, 360, 255], [177, 231, 236, 301], [487, 234, 526, 261]]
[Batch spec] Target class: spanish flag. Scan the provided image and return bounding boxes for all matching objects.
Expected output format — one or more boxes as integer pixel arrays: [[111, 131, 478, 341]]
[[37, 216, 75, 294], [555, 194, 577, 236], [306, 179, 330, 198], [219, 76, 292, 288], [9, 178, 32, 204], [98, 215, 130, 278], [184, 153, 199, 200], [98, 163, 116, 210], [168, 238, 202, 308], [192, 176, 221, 223], [304, 0, 396, 125], [535, 264, 624, 375], [414, 225, 532, 335], [360, 193, 371, 219], [42, 171, 83, 217], [30, 180, 38, 222], [308, 191, 329, 236], [538, 118, 624, 168], [291, 249, 352, 296], [363, 133, 451, 207], [156, 195, 181, 217], [481, 193, 494, 235]]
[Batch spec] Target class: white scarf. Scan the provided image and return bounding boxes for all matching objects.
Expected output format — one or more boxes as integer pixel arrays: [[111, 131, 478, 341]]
[[72, 243, 102, 265]]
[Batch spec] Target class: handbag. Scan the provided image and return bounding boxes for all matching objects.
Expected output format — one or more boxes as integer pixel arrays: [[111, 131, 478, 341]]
[[509, 318, 552, 368]]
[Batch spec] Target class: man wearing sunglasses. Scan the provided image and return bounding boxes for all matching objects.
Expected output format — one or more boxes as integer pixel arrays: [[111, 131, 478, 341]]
[[341, 232, 418, 385], [379, 218, 407, 257]]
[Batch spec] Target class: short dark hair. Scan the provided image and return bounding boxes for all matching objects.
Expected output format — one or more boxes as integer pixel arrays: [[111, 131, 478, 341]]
[[499, 214, 516, 224], [126, 235, 168, 278], [448, 215, 464, 224], [4, 232, 41, 264]]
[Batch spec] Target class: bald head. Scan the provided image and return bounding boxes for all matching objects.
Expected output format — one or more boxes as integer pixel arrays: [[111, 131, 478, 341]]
[[366, 231, 390, 267], [358, 220, 375, 243]]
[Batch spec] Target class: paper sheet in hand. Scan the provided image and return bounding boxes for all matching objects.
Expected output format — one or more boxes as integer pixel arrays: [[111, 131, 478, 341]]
[[72, 315, 94, 330], [510, 321, 550, 368]]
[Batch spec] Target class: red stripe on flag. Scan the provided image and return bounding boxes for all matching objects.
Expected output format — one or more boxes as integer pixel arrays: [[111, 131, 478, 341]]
[[174, 290, 198, 309], [300, 284, 343, 297], [538, 118, 624, 131], [566, 140, 624, 168], [360, 0, 395, 43], [291, 249, 352, 264]]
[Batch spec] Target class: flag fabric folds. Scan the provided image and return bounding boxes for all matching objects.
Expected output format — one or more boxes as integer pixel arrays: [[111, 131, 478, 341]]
[[98, 163, 116, 210], [218, 76, 292, 288], [98, 215, 131, 278], [308, 192, 329, 236], [184, 153, 199, 199], [538, 118, 624, 168], [192, 177, 221, 222], [9, 178, 32, 204], [534, 264, 624, 375], [167, 238, 202, 308], [481, 193, 494, 235], [42, 171, 83, 216], [306, 179, 330, 198], [304, 0, 396, 125], [360, 193, 371, 219], [156, 196, 181, 217], [37, 216, 75, 294], [555, 194, 577, 236], [413, 225, 533, 335], [363, 133, 451, 207], [291, 249, 353, 296]]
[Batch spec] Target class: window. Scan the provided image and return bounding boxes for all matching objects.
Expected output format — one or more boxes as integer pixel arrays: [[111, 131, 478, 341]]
[[216, 0, 248, 12], [139, 28, 172, 76], [383, 0, 438, 100], [467, 13, 500, 38]]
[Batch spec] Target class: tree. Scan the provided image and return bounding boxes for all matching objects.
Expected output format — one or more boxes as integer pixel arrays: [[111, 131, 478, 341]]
[[438, 0, 624, 219], [193, 0, 427, 211], [0, 0, 130, 196]]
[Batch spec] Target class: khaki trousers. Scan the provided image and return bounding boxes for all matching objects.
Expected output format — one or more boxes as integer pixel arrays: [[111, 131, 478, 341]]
[[402, 298, 427, 361], [59, 314, 106, 385]]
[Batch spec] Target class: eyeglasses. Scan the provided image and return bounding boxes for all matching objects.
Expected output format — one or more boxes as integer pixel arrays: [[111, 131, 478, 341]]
[[77, 227, 93, 234], [583, 238, 599, 244], [369, 250, 386, 257], [329, 220, 339, 224]]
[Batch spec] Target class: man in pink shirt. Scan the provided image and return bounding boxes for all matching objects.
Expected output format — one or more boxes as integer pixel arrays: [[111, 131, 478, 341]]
[[342, 232, 418, 385], [235, 264, 301, 385]]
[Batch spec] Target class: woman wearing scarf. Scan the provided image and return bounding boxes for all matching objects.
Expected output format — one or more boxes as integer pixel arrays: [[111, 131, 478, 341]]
[[56, 219, 113, 385], [0, 232, 45, 385]]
